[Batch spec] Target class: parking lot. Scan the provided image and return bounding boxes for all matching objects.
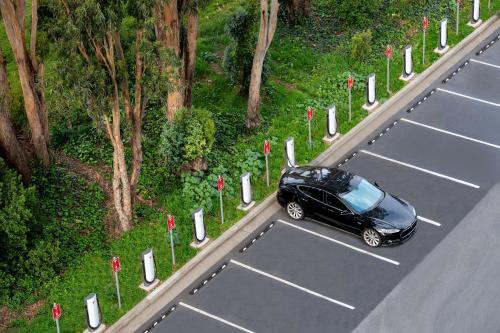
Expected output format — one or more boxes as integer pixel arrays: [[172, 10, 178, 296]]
[[139, 30, 500, 333]]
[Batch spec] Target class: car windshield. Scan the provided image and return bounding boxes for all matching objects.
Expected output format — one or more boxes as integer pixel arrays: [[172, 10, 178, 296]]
[[339, 177, 384, 213]]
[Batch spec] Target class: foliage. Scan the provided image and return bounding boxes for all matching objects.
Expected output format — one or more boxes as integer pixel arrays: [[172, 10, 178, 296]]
[[328, 0, 383, 28], [159, 107, 216, 171], [0, 160, 106, 307], [237, 149, 265, 179], [223, 5, 271, 95], [351, 30, 373, 60], [181, 165, 236, 213]]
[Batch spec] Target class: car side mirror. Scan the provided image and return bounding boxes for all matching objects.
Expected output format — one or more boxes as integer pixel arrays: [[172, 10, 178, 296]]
[[374, 181, 380, 188]]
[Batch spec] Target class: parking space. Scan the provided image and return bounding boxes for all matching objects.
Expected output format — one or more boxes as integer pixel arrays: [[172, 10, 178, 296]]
[[404, 91, 500, 147], [148, 304, 246, 333], [441, 61, 500, 105], [362, 120, 500, 188], [141, 29, 500, 333], [475, 34, 500, 65]]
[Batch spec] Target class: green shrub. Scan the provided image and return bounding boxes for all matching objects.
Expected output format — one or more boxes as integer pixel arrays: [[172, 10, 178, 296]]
[[351, 30, 373, 60], [159, 107, 216, 171], [0, 160, 106, 307], [330, 0, 382, 28], [237, 149, 264, 179], [181, 165, 236, 214]]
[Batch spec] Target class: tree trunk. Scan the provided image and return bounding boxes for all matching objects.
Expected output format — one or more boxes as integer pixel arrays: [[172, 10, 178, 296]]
[[0, 52, 31, 181], [183, 5, 198, 108], [246, 0, 279, 129], [162, 0, 184, 120], [105, 93, 133, 233], [0, 0, 50, 167]]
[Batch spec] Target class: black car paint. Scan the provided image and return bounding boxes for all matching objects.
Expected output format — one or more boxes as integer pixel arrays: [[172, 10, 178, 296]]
[[277, 166, 418, 245]]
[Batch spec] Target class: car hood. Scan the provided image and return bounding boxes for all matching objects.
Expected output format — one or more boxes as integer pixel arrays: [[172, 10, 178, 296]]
[[362, 193, 416, 229]]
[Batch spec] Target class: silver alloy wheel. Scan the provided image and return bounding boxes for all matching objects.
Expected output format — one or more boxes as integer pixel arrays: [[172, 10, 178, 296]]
[[363, 229, 381, 247], [286, 202, 304, 220]]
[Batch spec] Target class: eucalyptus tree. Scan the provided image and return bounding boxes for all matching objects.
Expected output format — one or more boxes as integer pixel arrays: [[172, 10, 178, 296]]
[[246, 0, 279, 129], [0, 0, 50, 167], [46, 0, 168, 233], [153, 0, 201, 120], [0, 50, 31, 181]]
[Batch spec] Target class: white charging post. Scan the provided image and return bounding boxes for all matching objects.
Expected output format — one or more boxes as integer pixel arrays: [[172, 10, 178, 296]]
[[237, 172, 255, 211], [434, 19, 449, 54], [400, 45, 415, 81], [468, 0, 482, 27], [84, 293, 104, 333], [284, 137, 296, 170], [322, 105, 340, 144], [52, 303, 61, 333], [363, 73, 378, 111], [191, 208, 209, 248], [139, 248, 159, 291]]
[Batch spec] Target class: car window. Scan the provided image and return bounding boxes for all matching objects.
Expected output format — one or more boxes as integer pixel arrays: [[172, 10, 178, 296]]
[[299, 186, 324, 202], [339, 178, 384, 213], [324, 192, 345, 210]]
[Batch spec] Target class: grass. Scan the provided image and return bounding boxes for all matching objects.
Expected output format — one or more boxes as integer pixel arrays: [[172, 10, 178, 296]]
[[4, 0, 500, 332]]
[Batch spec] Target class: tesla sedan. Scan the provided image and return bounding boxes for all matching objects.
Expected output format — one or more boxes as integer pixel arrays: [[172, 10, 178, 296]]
[[277, 166, 417, 247]]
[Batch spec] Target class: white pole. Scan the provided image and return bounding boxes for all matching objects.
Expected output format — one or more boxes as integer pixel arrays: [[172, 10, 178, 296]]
[[456, 2, 460, 35], [55, 319, 60, 333], [114, 271, 121, 309], [348, 89, 352, 123], [423, 30, 426, 64], [308, 120, 312, 148], [265, 155, 269, 187], [219, 190, 224, 224], [169, 230, 176, 266], [386, 57, 390, 94]]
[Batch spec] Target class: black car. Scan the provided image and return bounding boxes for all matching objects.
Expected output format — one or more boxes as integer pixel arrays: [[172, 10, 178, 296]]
[[277, 166, 417, 247]]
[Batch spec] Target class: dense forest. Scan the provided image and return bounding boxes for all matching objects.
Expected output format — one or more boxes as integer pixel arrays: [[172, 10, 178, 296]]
[[0, 0, 497, 331]]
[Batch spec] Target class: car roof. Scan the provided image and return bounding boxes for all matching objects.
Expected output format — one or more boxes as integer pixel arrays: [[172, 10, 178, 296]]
[[281, 166, 355, 193]]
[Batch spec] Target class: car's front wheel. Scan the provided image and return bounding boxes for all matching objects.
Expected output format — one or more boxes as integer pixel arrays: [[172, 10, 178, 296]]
[[286, 201, 304, 220], [362, 228, 382, 247]]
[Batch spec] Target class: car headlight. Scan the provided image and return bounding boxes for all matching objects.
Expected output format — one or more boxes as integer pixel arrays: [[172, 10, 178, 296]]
[[375, 228, 400, 234]]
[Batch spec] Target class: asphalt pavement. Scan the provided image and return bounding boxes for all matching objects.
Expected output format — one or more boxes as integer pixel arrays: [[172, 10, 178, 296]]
[[137, 27, 500, 333]]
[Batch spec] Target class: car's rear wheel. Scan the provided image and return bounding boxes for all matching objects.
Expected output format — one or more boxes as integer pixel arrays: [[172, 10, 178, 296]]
[[362, 228, 382, 247], [286, 201, 304, 220]]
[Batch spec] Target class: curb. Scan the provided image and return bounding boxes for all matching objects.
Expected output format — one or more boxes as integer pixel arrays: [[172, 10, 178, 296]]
[[106, 14, 500, 333]]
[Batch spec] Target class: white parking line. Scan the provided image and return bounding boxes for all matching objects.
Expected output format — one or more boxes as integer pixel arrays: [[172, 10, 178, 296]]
[[230, 259, 355, 310], [359, 150, 480, 189], [417, 216, 441, 227], [400, 118, 500, 150], [179, 302, 256, 333], [437, 88, 500, 108], [277, 219, 400, 265], [470, 58, 500, 70]]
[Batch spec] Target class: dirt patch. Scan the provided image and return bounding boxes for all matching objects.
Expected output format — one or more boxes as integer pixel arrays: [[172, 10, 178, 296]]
[[209, 62, 224, 75], [0, 299, 44, 332], [272, 77, 298, 91]]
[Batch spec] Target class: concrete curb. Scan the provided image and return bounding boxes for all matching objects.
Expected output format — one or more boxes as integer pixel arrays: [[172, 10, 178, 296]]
[[106, 14, 499, 333]]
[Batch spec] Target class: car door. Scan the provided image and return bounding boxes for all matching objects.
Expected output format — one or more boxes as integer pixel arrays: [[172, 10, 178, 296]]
[[324, 191, 361, 233], [297, 186, 327, 221]]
